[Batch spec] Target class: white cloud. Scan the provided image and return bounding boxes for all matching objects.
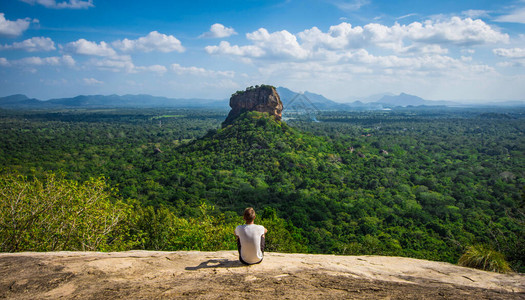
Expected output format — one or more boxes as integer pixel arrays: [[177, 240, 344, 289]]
[[19, 0, 94, 9], [206, 17, 508, 63], [56, 0, 93, 9], [0, 57, 9, 66], [403, 44, 449, 55], [112, 31, 185, 53], [462, 10, 490, 18], [89, 55, 135, 73], [199, 23, 237, 38], [345, 17, 508, 50], [298, 23, 365, 50], [171, 63, 235, 77], [401, 17, 509, 46], [397, 13, 418, 20], [65, 39, 117, 57], [0, 13, 31, 37], [330, 0, 370, 12], [247, 28, 309, 59], [205, 41, 265, 58], [257, 50, 496, 90], [496, 61, 525, 68], [493, 48, 525, 58], [83, 77, 103, 85], [1, 37, 56, 52], [136, 64, 168, 74], [343, 49, 459, 70], [206, 28, 310, 60], [88, 55, 168, 74], [61, 54, 76, 67], [2, 55, 76, 67], [255, 35, 500, 89], [19, 56, 58, 66], [494, 7, 525, 24], [31, 56, 52, 65], [171, 64, 210, 76]]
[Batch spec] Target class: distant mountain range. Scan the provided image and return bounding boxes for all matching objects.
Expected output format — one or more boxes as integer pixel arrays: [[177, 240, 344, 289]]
[[375, 93, 460, 107], [0, 94, 228, 109], [277, 87, 459, 110], [277, 87, 352, 110], [1, 89, 524, 110], [278, 88, 525, 109]]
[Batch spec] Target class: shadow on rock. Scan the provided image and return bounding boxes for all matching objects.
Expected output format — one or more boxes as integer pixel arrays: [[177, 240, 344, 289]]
[[185, 259, 245, 270]]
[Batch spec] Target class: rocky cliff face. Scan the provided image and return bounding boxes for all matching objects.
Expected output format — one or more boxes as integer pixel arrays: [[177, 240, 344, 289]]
[[223, 85, 283, 126]]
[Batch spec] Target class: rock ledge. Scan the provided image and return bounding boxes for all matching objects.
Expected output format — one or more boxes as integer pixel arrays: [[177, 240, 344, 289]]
[[1, 251, 523, 299]]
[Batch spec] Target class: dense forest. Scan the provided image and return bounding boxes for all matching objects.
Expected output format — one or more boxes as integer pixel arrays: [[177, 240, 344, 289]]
[[0, 106, 523, 272]]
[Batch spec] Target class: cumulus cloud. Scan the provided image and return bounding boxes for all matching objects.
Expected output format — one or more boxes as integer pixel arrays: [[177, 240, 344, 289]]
[[462, 10, 490, 18], [65, 33, 185, 61], [65, 39, 117, 57], [298, 23, 365, 50], [494, 7, 525, 24], [0, 13, 32, 37], [341, 49, 442, 69], [0, 57, 9, 66], [206, 28, 309, 59], [403, 44, 448, 55], [199, 23, 237, 38], [171, 63, 235, 77], [259, 50, 494, 84], [19, 55, 61, 66], [247, 28, 309, 59], [87, 55, 167, 74], [493, 48, 525, 58], [401, 17, 509, 46], [1, 37, 56, 52], [1, 55, 75, 67], [136, 64, 168, 74], [89, 55, 134, 72], [19, 0, 94, 9], [300, 18, 508, 51], [206, 17, 508, 64], [205, 41, 265, 58], [83, 77, 103, 85], [61, 54, 75, 67], [206, 16, 507, 93], [112, 31, 185, 53]]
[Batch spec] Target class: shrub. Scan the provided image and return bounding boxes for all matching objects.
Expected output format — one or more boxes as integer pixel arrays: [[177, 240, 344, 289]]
[[458, 244, 512, 273], [0, 172, 138, 252]]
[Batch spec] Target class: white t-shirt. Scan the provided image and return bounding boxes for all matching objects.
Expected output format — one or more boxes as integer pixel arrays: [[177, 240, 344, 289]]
[[235, 224, 266, 264]]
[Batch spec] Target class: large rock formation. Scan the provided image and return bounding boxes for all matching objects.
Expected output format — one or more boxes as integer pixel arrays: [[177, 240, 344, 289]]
[[223, 85, 283, 126]]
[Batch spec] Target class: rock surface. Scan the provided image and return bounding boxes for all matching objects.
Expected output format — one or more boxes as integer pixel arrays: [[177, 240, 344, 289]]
[[1, 251, 523, 299], [223, 85, 283, 126]]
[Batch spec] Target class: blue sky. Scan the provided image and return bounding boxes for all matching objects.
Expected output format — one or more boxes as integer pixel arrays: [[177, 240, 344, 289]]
[[1, 0, 524, 102]]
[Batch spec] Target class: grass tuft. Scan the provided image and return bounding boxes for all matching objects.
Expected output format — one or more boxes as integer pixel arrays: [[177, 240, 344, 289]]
[[458, 244, 512, 273]]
